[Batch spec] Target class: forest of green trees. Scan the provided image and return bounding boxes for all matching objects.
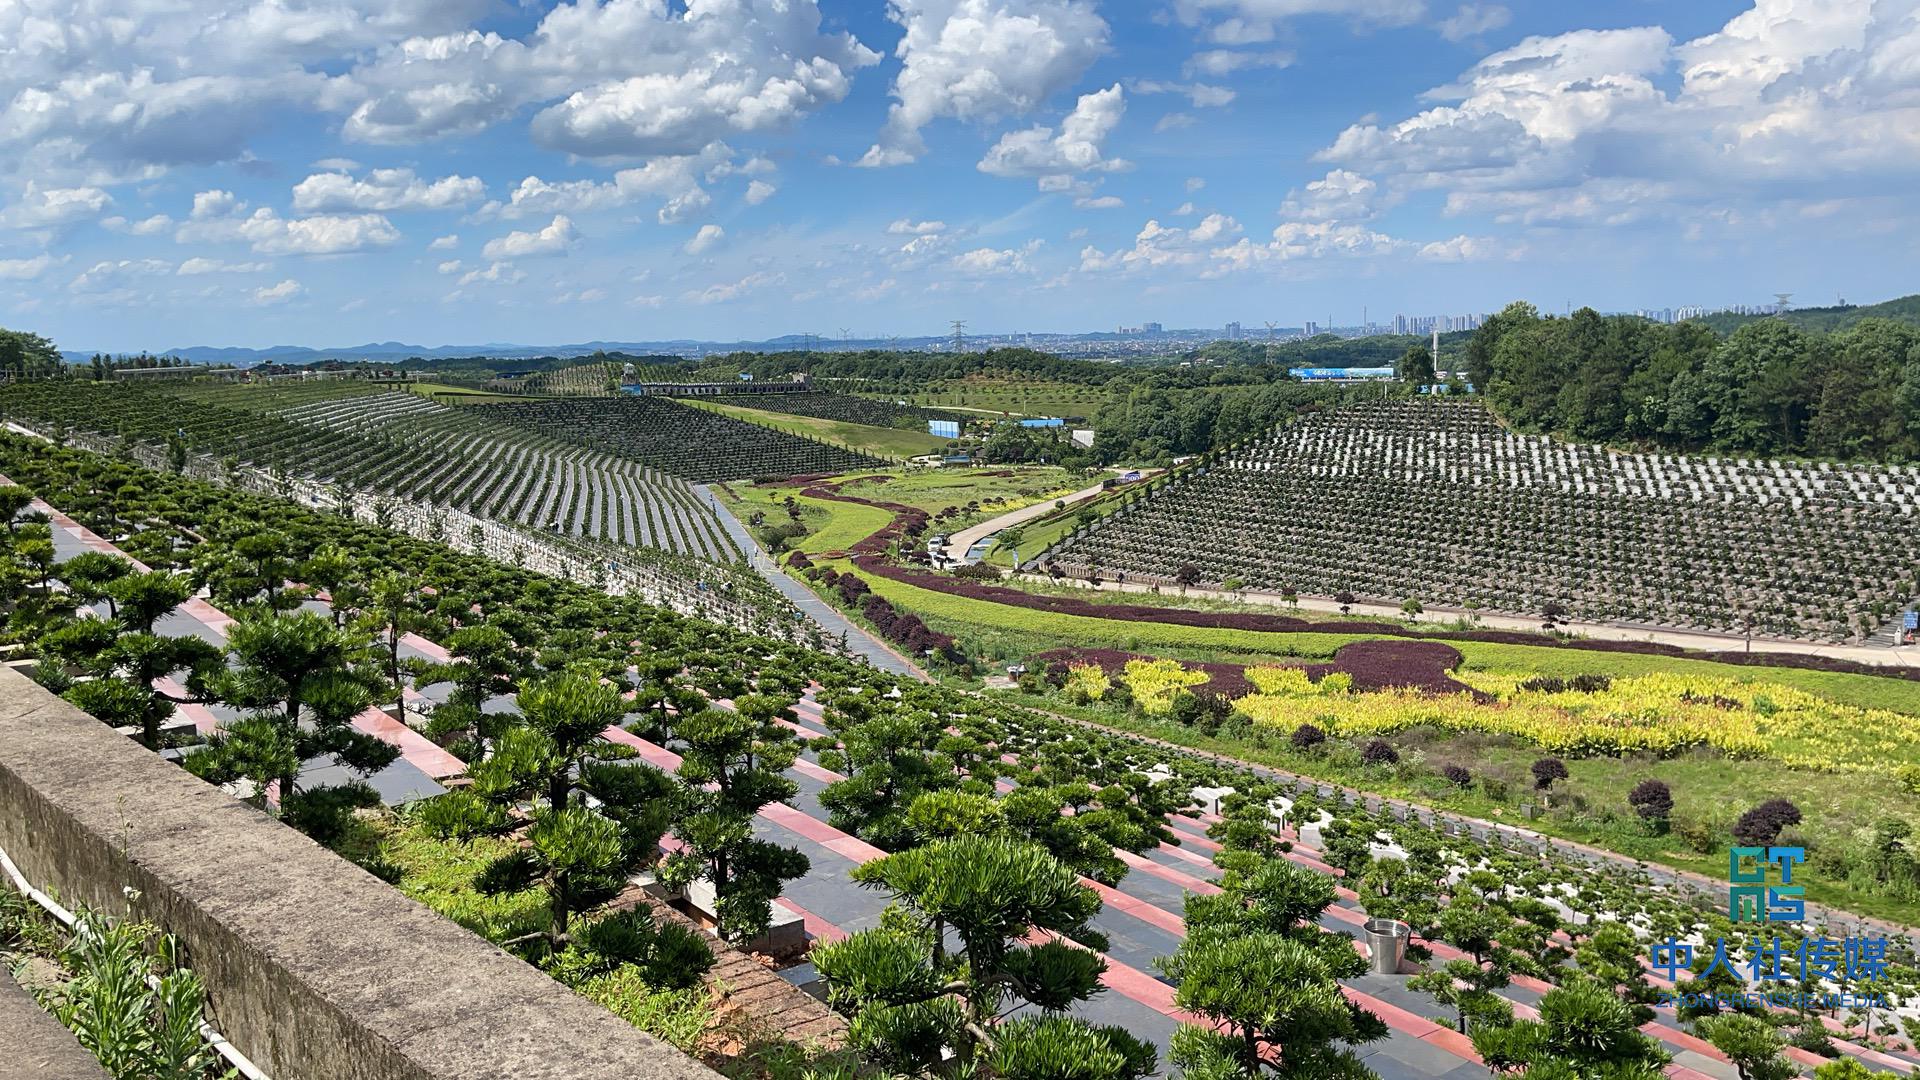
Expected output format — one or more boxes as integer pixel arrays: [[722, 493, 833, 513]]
[[0, 327, 62, 381], [1466, 303, 1920, 461]]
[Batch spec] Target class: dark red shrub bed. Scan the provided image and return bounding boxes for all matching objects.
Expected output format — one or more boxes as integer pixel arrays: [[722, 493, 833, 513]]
[[1027, 647, 1252, 698], [860, 593, 962, 665]]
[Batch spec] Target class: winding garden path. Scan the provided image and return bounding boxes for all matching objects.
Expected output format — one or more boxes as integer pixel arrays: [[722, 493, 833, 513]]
[[938, 476, 1118, 565], [698, 484, 926, 678]]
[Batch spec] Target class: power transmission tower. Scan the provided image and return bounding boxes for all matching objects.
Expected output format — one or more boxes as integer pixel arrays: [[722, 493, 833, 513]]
[[1264, 321, 1277, 341], [839, 327, 852, 345], [950, 320, 966, 353], [1774, 293, 1793, 312]]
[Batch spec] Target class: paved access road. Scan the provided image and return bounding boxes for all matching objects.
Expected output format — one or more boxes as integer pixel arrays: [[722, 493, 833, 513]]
[[699, 485, 925, 678]]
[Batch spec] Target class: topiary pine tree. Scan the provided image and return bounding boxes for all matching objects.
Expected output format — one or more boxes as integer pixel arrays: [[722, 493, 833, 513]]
[[1697, 1013, 1798, 1080], [189, 611, 398, 838], [816, 704, 963, 850], [106, 570, 191, 634], [358, 572, 436, 723], [55, 550, 131, 619], [813, 834, 1157, 1080], [417, 623, 524, 759], [50, 624, 224, 750], [661, 692, 811, 942], [1470, 978, 1671, 1079], [1162, 853, 1385, 1079]]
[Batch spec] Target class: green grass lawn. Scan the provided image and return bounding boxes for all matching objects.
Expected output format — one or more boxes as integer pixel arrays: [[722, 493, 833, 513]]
[[852, 380, 1110, 418], [684, 399, 947, 458]]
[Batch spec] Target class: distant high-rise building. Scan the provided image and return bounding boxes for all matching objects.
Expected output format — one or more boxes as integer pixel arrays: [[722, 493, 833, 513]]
[[1305, 321, 1319, 336], [1144, 322, 1163, 333], [1224, 321, 1242, 339]]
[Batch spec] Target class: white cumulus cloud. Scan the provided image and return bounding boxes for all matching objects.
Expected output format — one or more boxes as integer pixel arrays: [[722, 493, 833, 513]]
[[856, 0, 1110, 167], [291, 168, 485, 212], [684, 224, 725, 254], [251, 278, 305, 305], [979, 84, 1129, 180], [482, 215, 579, 259]]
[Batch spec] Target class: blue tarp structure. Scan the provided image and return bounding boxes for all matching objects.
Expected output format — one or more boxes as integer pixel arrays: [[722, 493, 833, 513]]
[[928, 420, 961, 438], [1291, 367, 1396, 381], [1019, 417, 1064, 428]]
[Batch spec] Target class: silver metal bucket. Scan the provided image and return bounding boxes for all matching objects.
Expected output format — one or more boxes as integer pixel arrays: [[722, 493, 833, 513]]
[[1364, 917, 1410, 975]]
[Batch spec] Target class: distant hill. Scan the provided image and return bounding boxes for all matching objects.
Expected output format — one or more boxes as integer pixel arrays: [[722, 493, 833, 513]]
[[1692, 293, 1920, 335], [59, 334, 957, 368]]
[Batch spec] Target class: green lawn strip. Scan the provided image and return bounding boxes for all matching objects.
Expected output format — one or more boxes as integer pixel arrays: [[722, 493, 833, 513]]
[[715, 486, 892, 556], [861, 568, 1366, 657], [684, 399, 945, 458], [989, 691, 1920, 928]]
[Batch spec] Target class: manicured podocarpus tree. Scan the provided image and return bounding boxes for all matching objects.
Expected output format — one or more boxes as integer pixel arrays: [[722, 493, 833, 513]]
[[1471, 978, 1672, 1079], [814, 834, 1157, 1080], [188, 609, 399, 835], [661, 690, 811, 942], [1159, 854, 1385, 1080]]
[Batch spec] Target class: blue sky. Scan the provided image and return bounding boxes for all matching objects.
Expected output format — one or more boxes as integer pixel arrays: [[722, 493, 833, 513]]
[[2, 0, 1917, 351]]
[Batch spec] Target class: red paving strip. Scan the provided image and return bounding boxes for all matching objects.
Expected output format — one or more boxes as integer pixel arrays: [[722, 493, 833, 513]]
[[1156, 841, 1218, 868], [400, 631, 452, 662], [774, 898, 849, 944], [351, 708, 466, 779], [1342, 985, 1484, 1064], [1027, 930, 1205, 1027], [791, 757, 845, 784], [152, 676, 222, 735]]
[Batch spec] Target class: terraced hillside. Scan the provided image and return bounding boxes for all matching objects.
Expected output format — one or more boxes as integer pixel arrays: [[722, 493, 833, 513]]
[[0, 380, 740, 561], [473, 396, 888, 480], [1044, 400, 1920, 643], [707, 390, 966, 431]]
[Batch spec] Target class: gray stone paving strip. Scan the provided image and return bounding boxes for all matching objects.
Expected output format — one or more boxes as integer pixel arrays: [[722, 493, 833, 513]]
[[697, 484, 926, 679]]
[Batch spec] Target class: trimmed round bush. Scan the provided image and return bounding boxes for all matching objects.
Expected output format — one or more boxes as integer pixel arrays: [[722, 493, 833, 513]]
[[1733, 799, 1802, 847], [1360, 739, 1399, 766], [1441, 764, 1472, 788], [1530, 757, 1569, 791], [1291, 723, 1326, 750], [1627, 779, 1674, 820]]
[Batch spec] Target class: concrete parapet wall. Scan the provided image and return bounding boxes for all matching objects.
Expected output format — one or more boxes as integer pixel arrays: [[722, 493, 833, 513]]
[[0, 665, 720, 1080]]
